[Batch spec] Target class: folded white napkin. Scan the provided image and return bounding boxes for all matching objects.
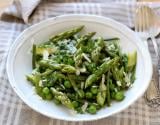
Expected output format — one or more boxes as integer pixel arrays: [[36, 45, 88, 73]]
[[4, 0, 41, 23]]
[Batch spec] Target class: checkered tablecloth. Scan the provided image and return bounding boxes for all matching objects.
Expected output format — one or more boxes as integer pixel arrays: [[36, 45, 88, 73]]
[[0, 1, 160, 125]]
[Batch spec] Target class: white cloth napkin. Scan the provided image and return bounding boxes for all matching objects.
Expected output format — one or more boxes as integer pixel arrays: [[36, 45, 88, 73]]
[[4, 0, 41, 23]]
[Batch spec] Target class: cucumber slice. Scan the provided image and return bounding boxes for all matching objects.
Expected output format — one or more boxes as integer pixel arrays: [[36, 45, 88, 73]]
[[127, 51, 137, 68], [36, 47, 57, 55]]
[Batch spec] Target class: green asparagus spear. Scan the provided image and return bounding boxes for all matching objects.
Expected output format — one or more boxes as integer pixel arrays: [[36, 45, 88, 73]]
[[76, 32, 96, 48], [74, 47, 82, 64], [39, 60, 63, 70], [104, 39, 120, 57], [39, 60, 76, 73], [62, 65, 76, 73], [104, 37, 120, 41], [91, 37, 104, 63], [26, 74, 40, 86], [68, 75, 84, 98], [32, 44, 36, 69], [40, 69, 53, 76], [27, 74, 47, 99], [97, 74, 107, 106], [85, 57, 119, 88], [50, 26, 84, 43], [112, 67, 125, 87], [50, 87, 74, 109], [106, 72, 111, 106]]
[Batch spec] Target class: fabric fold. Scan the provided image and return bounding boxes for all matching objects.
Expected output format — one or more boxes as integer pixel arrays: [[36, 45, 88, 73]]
[[4, 0, 41, 23]]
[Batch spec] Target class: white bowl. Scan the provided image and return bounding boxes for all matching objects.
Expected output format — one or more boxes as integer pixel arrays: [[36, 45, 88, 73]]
[[6, 14, 152, 121]]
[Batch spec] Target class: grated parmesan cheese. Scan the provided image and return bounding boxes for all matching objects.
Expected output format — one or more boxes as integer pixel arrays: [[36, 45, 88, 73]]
[[43, 50, 49, 60]]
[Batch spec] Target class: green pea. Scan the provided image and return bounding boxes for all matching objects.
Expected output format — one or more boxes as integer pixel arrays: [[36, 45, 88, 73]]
[[115, 91, 125, 101], [88, 105, 97, 114], [72, 101, 79, 108], [86, 92, 93, 99], [64, 81, 72, 88], [91, 87, 98, 94], [42, 87, 50, 95], [45, 93, 53, 100]]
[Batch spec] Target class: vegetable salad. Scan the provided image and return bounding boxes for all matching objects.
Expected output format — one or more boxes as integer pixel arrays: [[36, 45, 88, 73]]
[[26, 26, 137, 114]]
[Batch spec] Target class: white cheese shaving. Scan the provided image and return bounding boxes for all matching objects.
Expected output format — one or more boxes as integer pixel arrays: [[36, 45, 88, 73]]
[[39, 80, 43, 87], [126, 82, 131, 87], [117, 81, 122, 86], [102, 57, 110, 62], [60, 84, 65, 89], [102, 74, 105, 84], [108, 44, 115, 50], [43, 50, 49, 60], [81, 82, 84, 89], [82, 53, 91, 63], [79, 66, 87, 73], [101, 74, 106, 91], [81, 102, 88, 113], [32, 69, 38, 75], [114, 88, 118, 92], [42, 79, 47, 82], [67, 42, 77, 54], [123, 71, 126, 76], [129, 84, 133, 88], [63, 39, 70, 43], [124, 72, 132, 87], [76, 70, 80, 76]]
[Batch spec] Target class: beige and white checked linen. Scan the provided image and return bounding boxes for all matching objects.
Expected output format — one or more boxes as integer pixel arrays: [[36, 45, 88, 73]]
[[0, 1, 160, 125]]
